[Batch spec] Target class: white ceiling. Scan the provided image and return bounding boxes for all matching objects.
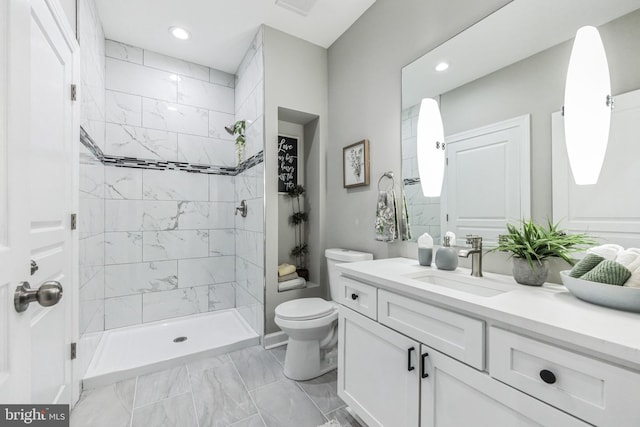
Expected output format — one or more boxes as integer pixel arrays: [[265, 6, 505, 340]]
[[95, 0, 376, 74]]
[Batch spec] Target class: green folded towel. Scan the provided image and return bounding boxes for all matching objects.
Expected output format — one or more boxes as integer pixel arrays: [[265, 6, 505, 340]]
[[569, 253, 605, 278], [580, 260, 631, 286]]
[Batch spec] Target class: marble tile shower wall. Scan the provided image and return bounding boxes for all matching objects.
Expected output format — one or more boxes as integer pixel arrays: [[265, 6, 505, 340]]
[[79, 0, 105, 150], [234, 28, 265, 336], [102, 40, 240, 329], [102, 168, 236, 328], [104, 40, 236, 166], [401, 104, 441, 243], [78, 0, 106, 379]]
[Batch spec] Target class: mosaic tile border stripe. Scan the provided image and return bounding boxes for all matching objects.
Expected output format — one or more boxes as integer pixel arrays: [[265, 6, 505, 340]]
[[403, 177, 421, 186], [80, 126, 263, 176]]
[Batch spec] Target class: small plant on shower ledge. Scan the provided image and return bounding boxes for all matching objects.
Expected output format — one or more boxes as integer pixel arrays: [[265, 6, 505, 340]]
[[225, 120, 246, 165], [288, 184, 309, 280]]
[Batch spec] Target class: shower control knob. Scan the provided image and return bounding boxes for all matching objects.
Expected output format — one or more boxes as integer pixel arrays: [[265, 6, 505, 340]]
[[351, 293, 359, 301], [14, 281, 63, 313]]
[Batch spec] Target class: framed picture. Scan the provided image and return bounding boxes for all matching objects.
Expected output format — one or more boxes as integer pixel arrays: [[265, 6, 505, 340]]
[[343, 139, 370, 188], [277, 135, 298, 193]]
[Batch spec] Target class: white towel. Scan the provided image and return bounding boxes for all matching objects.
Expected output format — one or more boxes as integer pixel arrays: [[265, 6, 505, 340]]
[[587, 244, 624, 261], [615, 249, 640, 271], [618, 248, 640, 288], [278, 277, 307, 292]]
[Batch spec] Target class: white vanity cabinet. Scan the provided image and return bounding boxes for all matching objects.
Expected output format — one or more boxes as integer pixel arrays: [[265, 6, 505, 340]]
[[336, 272, 597, 427], [338, 305, 589, 427], [420, 345, 589, 427], [338, 306, 420, 427]]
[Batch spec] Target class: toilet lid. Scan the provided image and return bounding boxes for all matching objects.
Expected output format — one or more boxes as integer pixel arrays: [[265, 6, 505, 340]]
[[275, 298, 336, 321]]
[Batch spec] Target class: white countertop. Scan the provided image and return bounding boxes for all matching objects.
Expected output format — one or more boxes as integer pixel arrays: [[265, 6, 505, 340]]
[[337, 257, 640, 370]]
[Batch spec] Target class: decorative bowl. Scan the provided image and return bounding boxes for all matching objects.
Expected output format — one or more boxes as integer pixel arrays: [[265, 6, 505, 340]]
[[560, 270, 640, 313]]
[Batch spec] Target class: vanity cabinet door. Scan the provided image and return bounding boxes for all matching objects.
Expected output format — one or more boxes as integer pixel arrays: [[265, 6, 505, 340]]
[[420, 345, 589, 427], [338, 306, 420, 427]]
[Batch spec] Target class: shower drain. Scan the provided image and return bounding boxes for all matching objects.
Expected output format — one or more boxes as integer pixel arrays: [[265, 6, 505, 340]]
[[173, 336, 188, 343]]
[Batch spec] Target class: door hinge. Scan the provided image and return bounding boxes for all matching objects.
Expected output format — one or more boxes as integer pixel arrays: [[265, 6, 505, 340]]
[[70, 213, 77, 230], [446, 158, 449, 166], [446, 214, 449, 222], [71, 84, 77, 101], [70, 342, 77, 360]]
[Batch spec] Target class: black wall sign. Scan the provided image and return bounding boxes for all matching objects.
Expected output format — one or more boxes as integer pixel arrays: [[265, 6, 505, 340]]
[[278, 135, 298, 193]]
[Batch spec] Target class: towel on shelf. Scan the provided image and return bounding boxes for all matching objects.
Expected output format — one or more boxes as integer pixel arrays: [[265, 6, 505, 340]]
[[569, 254, 604, 278], [374, 190, 398, 242], [278, 272, 299, 283], [278, 263, 296, 277], [580, 260, 631, 286], [278, 277, 307, 292], [586, 244, 624, 261]]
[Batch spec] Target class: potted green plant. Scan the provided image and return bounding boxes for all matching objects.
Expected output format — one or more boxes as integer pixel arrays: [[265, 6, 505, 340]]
[[288, 185, 309, 280], [492, 219, 595, 286], [225, 120, 246, 164]]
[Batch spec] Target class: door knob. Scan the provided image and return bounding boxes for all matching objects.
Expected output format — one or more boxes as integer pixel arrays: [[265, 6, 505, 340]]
[[14, 281, 63, 313]]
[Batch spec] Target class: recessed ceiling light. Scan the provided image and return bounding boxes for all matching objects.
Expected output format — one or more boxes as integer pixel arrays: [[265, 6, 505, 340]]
[[435, 62, 449, 72], [169, 26, 190, 40]]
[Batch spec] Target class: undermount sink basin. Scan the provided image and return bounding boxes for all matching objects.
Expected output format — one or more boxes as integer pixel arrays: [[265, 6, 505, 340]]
[[406, 271, 516, 297]]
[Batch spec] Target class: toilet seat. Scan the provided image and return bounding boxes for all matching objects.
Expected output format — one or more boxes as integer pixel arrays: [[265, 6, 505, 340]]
[[275, 298, 337, 321]]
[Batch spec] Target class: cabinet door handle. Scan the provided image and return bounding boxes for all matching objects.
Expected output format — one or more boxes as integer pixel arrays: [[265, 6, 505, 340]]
[[407, 347, 415, 371], [421, 352, 429, 378], [539, 369, 556, 384], [351, 293, 359, 300]]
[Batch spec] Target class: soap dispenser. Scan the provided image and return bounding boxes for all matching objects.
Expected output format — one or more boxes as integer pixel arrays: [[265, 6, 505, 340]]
[[435, 232, 458, 271], [417, 233, 434, 266]]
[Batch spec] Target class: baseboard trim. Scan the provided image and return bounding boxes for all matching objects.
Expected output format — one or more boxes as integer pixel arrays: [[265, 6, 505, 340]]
[[264, 331, 288, 349]]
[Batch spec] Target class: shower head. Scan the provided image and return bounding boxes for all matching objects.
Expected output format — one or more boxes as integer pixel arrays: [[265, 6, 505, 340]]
[[224, 125, 235, 135]]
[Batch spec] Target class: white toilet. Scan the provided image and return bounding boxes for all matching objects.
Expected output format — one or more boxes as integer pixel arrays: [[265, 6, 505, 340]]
[[274, 248, 373, 380]]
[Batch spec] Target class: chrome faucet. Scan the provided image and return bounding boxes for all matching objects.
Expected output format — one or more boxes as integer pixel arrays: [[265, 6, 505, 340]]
[[458, 235, 483, 277]]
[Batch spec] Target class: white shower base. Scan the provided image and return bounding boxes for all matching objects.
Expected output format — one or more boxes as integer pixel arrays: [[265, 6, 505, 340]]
[[83, 309, 259, 389]]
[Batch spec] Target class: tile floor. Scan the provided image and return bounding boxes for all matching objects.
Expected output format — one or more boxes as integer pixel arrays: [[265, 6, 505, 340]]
[[71, 345, 365, 427]]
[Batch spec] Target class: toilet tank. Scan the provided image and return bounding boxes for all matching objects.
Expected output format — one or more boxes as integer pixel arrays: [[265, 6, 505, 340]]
[[325, 248, 373, 300]]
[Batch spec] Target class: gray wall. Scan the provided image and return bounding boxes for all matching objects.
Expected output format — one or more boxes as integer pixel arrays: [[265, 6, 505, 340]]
[[326, 0, 511, 263], [264, 26, 328, 334]]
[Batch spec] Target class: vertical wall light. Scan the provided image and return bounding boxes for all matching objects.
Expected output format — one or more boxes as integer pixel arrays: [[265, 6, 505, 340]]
[[417, 98, 445, 197], [564, 26, 612, 185]]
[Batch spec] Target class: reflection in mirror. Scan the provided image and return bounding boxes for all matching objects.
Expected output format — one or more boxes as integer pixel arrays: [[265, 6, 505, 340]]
[[416, 98, 445, 198], [401, 0, 640, 246]]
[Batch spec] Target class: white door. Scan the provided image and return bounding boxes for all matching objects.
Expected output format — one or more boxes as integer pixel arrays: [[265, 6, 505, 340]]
[[442, 115, 530, 246], [552, 88, 640, 248], [0, 0, 78, 405], [337, 307, 420, 427]]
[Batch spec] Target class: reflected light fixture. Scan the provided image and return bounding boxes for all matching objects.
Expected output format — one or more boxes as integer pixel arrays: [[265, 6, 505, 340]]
[[435, 62, 449, 72], [417, 98, 445, 197], [564, 25, 612, 185], [169, 26, 191, 40]]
